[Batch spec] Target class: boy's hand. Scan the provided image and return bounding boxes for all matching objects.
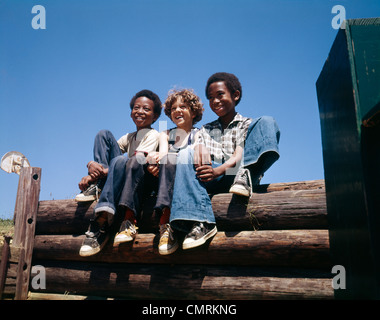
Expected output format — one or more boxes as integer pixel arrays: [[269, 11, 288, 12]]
[[78, 175, 95, 191], [146, 152, 160, 165], [88, 161, 107, 180], [147, 164, 159, 177], [146, 152, 160, 177], [194, 144, 217, 182], [196, 164, 224, 182], [194, 144, 211, 167], [196, 165, 217, 182]]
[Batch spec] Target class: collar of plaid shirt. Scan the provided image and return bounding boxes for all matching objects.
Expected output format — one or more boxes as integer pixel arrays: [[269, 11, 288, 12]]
[[199, 112, 252, 163]]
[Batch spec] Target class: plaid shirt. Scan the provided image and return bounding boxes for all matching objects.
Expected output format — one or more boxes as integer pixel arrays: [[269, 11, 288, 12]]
[[197, 113, 252, 163]]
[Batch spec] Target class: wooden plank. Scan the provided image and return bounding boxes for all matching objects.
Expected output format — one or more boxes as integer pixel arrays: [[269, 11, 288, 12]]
[[0, 251, 20, 297], [13, 167, 41, 300], [33, 230, 331, 268], [29, 261, 334, 300], [0, 236, 11, 299], [28, 292, 115, 300]]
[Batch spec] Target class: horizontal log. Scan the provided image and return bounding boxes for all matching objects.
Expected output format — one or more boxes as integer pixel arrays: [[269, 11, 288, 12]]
[[35, 180, 327, 235], [29, 260, 334, 300], [32, 230, 331, 268]]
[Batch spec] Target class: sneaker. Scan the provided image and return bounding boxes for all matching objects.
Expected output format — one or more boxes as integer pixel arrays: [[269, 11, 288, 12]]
[[75, 184, 101, 202], [182, 222, 217, 250], [229, 168, 252, 197], [113, 220, 138, 245], [79, 214, 110, 257], [158, 223, 179, 255]]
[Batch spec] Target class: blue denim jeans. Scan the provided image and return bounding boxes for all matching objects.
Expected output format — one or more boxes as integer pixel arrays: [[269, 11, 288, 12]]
[[169, 148, 215, 232], [92, 130, 152, 220], [243, 116, 280, 175], [92, 130, 127, 216], [154, 153, 178, 212], [169, 116, 280, 231]]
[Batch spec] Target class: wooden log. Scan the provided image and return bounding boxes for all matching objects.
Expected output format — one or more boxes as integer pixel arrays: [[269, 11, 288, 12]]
[[29, 260, 334, 300], [13, 167, 41, 300], [35, 180, 327, 235], [32, 230, 331, 268]]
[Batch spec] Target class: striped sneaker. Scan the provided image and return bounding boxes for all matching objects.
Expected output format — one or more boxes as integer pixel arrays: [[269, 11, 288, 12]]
[[113, 220, 138, 245], [158, 223, 178, 255], [182, 222, 217, 250], [229, 168, 252, 197], [79, 212, 111, 257]]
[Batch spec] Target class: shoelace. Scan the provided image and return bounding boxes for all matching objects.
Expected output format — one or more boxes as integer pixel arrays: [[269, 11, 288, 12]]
[[236, 170, 248, 183], [189, 223, 204, 237], [95, 185, 100, 201], [121, 220, 138, 235], [83, 184, 101, 201], [160, 223, 174, 241], [89, 185, 100, 201], [236, 169, 253, 189]]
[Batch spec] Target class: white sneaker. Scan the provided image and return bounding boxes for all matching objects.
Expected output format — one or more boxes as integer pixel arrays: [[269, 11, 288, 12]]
[[229, 168, 253, 197], [75, 184, 101, 202], [182, 222, 217, 250]]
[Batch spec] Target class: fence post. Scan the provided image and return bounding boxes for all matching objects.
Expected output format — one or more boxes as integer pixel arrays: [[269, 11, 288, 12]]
[[12, 167, 41, 300]]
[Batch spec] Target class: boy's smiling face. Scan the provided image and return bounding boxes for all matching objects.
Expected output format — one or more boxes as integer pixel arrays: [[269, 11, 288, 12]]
[[131, 96, 158, 130], [170, 98, 195, 130], [207, 81, 240, 121]]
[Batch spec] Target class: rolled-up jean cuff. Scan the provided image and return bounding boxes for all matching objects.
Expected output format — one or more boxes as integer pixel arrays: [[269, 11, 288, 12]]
[[94, 204, 115, 216], [171, 218, 216, 233], [243, 149, 280, 168]]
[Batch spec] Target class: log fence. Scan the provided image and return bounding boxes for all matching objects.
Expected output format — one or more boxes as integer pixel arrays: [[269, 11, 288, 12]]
[[0, 168, 334, 300]]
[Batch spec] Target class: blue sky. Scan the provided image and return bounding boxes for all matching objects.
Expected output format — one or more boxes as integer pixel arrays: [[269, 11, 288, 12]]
[[1, 0, 379, 219]]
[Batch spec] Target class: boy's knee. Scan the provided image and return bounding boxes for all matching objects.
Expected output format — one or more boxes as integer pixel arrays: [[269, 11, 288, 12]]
[[257, 116, 278, 131], [127, 154, 145, 168], [259, 116, 275, 124], [96, 129, 112, 139], [250, 116, 280, 142], [95, 130, 117, 145]]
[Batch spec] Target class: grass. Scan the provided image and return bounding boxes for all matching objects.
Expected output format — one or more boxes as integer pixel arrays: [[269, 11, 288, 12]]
[[0, 219, 14, 245]]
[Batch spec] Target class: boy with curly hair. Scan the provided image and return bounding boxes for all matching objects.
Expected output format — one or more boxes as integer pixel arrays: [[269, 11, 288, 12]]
[[151, 88, 208, 255]]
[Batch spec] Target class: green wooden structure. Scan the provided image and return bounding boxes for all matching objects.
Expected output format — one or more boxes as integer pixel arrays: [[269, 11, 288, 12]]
[[316, 18, 380, 299]]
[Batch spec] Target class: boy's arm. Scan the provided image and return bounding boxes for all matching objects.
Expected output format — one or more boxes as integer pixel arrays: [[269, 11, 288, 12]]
[[195, 145, 243, 182], [87, 161, 108, 180], [158, 130, 169, 160], [193, 128, 211, 165], [146, 130, 168, 177]]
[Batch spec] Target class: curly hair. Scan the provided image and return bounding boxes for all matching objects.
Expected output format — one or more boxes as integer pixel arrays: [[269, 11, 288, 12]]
[[205, 72, 242, 106], [129, 89, 162, 122], [163, 88, 204, 125]]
